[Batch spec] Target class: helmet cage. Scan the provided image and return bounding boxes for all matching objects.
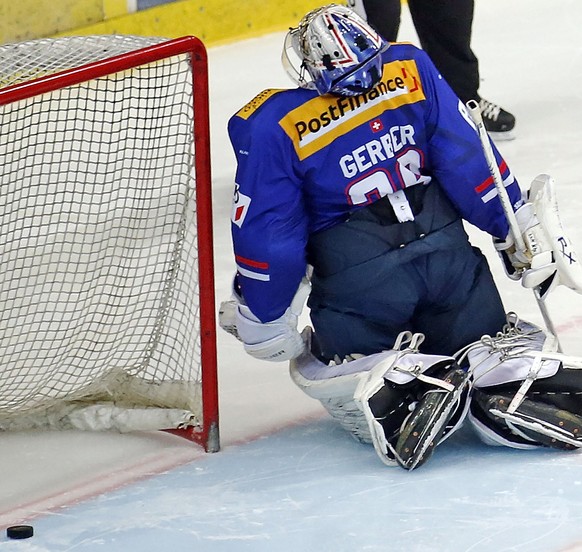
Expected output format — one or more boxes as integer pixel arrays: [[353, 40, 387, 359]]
[[324, 50, 386, 96], [282, 4, 389, 96]]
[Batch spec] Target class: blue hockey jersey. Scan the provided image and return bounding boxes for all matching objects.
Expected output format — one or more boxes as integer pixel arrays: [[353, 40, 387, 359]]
[[228, 43, 522, 322]]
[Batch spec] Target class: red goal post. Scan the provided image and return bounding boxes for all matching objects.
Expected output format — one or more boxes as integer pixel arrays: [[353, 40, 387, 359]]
[[0, 36, 219, 452]]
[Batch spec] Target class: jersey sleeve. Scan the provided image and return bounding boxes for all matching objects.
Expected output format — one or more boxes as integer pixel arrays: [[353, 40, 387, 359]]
[[414, 49, 523, 239], [228, 99, 308, 322]]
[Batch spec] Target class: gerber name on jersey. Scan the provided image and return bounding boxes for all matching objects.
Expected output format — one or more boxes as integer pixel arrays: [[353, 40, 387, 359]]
[[280, 59, 425, 160]]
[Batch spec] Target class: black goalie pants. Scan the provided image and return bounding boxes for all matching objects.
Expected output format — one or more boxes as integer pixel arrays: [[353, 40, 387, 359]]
[[308, 220, 507, 362]]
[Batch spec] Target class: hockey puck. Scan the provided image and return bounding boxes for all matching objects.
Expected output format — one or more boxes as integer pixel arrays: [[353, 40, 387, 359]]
[[6, 525, 34, 539]]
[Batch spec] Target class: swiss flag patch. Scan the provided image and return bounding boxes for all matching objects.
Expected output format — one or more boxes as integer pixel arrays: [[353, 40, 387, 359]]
[[369, 119, 384, 133], [231, 184, 251, 228]]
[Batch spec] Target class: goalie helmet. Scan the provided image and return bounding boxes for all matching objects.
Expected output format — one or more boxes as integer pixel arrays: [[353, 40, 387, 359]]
[[282, 4, 389, 96]]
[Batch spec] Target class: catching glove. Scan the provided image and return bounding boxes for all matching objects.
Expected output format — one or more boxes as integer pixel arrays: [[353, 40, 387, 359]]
[[494, 175, 582, 297]]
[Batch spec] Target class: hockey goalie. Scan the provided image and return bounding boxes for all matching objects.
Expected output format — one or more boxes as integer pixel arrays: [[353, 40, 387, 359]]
[[219, 4, 582, 470]]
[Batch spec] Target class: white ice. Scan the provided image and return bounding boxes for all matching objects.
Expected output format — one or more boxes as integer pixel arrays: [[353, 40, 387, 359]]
[[2, 0, 582, 550]]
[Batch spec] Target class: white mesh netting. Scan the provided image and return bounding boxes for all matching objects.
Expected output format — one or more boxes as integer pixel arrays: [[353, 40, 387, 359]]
[[0, 36, 210, 435]]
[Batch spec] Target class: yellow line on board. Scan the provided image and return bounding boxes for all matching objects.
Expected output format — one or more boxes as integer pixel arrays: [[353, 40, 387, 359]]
[[54, 0, 335, 46]]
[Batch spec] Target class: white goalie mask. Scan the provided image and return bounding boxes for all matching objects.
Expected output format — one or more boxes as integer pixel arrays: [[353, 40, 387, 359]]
[[282, 4, 389, 97]]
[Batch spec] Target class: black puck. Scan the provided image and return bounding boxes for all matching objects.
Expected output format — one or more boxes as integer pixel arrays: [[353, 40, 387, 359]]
[[6, 525, 34, 539]]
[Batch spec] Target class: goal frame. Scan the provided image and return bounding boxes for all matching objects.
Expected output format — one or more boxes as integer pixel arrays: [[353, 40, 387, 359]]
[[0, 36, 219, 452]]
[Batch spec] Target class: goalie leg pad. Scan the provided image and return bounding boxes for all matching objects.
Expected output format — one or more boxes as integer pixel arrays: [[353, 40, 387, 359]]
[[467, 318, 582, 451], [294, 329, 474, 469], [394, 366, 471, 470], [289, 327, 392, 445]]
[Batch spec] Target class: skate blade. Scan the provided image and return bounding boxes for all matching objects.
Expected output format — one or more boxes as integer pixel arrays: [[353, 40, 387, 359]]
[[395, 369, 469, 470], [488, 130, 515, 142], [487, 394, 582, 450]]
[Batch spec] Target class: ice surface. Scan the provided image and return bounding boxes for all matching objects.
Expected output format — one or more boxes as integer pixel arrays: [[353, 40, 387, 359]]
[[2, 0, 582, 550]]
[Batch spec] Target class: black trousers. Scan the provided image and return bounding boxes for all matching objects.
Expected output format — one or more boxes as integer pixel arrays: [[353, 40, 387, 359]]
[[308, 219, 507, 362], [352, 0, 480, 103]]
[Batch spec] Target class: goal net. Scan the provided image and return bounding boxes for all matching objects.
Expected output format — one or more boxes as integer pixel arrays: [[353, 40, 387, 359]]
[[0, 35, 219, 452]]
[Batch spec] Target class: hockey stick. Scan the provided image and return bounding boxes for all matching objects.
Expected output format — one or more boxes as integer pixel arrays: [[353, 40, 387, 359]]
[[466, 100, 562, 350], [466, 100, 526, 254]]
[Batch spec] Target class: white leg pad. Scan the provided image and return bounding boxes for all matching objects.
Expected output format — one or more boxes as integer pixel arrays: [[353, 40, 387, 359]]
[[464, 315, 582, 449], [290, 328, 466, 468]]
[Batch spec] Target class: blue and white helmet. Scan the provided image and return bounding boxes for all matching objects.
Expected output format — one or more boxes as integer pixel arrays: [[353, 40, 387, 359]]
[[282, 4, 389, 96]]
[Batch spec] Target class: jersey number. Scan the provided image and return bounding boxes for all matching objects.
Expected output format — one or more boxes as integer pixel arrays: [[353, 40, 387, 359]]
[[346, 148, 429, 205]]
